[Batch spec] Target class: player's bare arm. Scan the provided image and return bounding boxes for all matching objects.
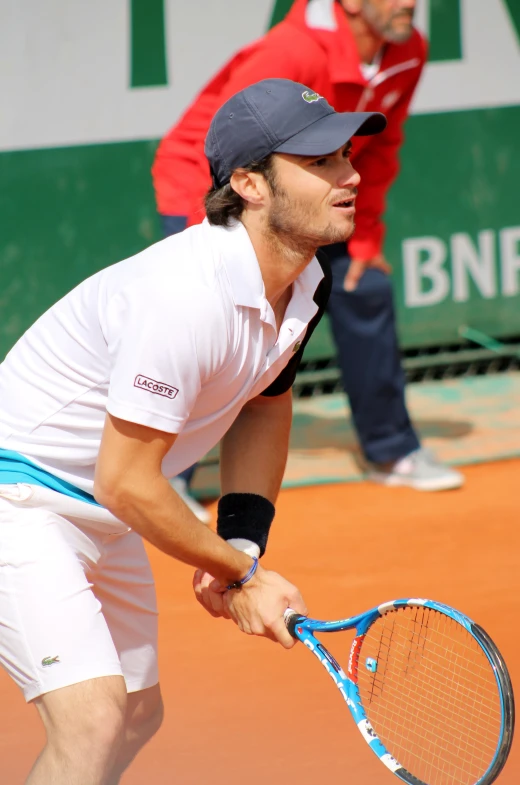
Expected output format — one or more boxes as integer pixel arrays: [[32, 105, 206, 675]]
[[95, 413, 305, 646], [219, 391, 307, 648], [193, 390, 294, 622], [94, 413, 253, 586], [220, 389, 292, 501]]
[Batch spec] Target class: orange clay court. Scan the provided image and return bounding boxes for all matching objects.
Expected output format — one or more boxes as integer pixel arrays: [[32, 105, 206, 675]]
[[1, 458, 518, 784]]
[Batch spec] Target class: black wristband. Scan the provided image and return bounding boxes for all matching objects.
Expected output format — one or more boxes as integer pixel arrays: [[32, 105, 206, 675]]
[[217, 493, 275, 558]]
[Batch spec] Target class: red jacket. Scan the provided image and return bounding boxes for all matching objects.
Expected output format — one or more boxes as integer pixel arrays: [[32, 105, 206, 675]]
[[152, 0, 427, 260]]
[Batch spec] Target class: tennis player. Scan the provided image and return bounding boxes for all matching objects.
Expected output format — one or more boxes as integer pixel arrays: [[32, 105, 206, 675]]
[[0, 78, 385, 784]]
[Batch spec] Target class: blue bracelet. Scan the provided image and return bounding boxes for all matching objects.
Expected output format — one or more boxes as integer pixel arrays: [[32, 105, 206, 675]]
[[226, 557, 259, 591]]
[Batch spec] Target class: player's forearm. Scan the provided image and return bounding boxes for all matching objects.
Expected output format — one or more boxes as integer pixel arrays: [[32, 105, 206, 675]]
[[94, 474, 252, 585], [220, 390, 292, 502]]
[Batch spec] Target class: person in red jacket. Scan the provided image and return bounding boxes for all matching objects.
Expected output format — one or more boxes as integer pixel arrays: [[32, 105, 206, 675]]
[[152, 0, 463, 495]]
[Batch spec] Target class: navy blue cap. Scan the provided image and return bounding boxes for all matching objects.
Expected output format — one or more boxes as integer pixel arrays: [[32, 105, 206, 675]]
[[205, 78, 387, 188]]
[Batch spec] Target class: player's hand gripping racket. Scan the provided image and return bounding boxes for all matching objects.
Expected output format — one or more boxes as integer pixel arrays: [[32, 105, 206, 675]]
[[285, 599, 514, 785]]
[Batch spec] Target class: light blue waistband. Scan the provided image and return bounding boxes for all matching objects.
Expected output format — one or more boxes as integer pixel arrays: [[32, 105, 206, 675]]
[[0, 449, 100, 506]]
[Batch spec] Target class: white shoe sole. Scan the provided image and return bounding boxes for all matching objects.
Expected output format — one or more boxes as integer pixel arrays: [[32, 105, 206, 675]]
[[367, 471, 464, 492]]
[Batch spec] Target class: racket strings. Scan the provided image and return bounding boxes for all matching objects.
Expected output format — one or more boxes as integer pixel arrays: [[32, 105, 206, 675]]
[[369, 623, 499, 780], [362, 612, 499, 782], [369, 636, 500, 727], [357, 607, 502, 785]]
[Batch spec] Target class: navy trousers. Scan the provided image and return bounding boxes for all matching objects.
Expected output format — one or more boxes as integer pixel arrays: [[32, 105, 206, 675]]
[[324, 242, 420, 464]]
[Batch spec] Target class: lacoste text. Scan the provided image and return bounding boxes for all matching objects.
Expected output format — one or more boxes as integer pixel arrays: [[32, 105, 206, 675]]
[[134, 375, 179, 399]]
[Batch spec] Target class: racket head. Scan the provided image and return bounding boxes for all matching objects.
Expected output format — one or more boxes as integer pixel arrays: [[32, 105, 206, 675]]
[[286, 599, 514, 785]]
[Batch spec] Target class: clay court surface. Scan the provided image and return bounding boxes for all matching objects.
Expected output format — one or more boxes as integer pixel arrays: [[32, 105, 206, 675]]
[[1, 458, 519, 784]]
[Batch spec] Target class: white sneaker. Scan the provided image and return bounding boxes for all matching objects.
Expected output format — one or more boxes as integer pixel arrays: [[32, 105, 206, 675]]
[[170, 477, 211, 524], [367, 448, 464, 491]]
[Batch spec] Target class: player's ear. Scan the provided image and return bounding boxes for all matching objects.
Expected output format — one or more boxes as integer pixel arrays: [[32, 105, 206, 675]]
[[230, 170, 268, 206]]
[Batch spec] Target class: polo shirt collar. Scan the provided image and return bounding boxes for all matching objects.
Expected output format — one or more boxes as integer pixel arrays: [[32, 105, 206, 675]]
[[211, 219, 265, 309], [283, 257, 323, 343], [209, 218, 324, 311], [295, 251, 326, 298]]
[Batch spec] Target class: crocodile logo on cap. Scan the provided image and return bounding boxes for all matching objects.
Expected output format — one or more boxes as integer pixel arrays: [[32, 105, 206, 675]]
[[302, 90, 323, 103]]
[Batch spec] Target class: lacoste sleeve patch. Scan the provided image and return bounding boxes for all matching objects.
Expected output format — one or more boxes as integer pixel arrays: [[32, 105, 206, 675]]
[[134, 375, 179, 399]]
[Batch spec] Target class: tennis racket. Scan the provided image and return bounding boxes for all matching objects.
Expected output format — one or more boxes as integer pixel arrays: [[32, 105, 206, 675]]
[[285, 598, 514, 785]]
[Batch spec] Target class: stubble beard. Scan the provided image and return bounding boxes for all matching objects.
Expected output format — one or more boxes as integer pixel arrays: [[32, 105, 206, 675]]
[[266, 189, 355, 256], [383, 24, 414, 44], [362, 1, 414, 44]]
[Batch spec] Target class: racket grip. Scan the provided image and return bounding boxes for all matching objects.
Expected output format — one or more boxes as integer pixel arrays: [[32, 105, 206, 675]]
[[284, 607, 306, 638]]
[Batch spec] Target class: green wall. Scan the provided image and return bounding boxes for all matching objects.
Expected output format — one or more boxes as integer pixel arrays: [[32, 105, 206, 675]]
[[387, 105, 520, 347], [0, 141, 160, 354], [3, 104, 520, 361]]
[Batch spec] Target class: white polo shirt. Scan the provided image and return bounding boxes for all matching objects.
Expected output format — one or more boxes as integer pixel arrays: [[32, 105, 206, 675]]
[[0, 219, 324, 495]]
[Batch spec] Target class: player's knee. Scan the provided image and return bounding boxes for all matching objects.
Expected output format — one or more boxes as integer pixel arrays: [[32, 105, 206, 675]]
[[50, 691, 127, 763], [127, 688, 164, 742], [144, 696, 164, 741], [86, 697, 127, 748]]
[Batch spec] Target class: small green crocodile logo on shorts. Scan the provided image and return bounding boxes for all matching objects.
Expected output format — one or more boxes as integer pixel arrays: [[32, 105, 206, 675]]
[[302, 90, 322, 103], [42, 655, 60, 667]]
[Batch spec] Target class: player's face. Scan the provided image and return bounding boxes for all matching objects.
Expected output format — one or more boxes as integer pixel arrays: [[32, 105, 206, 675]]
[[361, 0, 415, 43], [265, 143, 361, 249]]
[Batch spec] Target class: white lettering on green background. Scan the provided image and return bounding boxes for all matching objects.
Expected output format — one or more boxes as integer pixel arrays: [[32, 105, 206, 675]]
[[404, 238, 450, 307], [501, 229, 520, 297], [404, 227, 520, 306], [452, 231, 496, 302]]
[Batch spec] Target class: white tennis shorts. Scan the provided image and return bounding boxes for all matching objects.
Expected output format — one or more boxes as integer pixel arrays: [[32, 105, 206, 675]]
[[0, 484, 159, 702]]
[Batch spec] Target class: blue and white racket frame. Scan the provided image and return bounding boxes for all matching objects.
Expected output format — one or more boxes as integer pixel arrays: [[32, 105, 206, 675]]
[[285, 598, 515, 785]]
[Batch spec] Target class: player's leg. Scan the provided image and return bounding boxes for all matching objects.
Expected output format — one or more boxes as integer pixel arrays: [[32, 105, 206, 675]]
[[27, 676, 127, 785], [0, 492, 131, 783], [106, 684, 164, 785], [94, 531, 164, 782]]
